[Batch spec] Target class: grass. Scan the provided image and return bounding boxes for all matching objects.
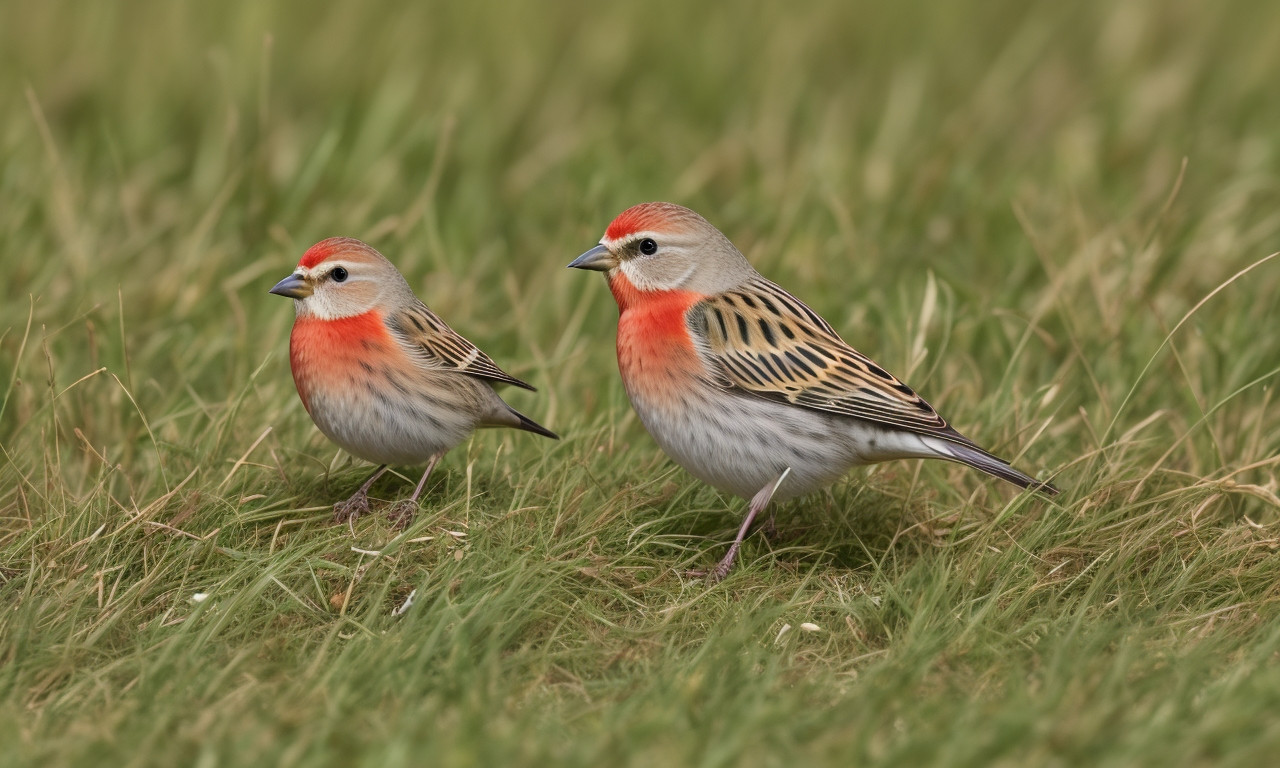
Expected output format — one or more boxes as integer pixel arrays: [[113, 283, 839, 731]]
[[2, 0, 1280, 764]]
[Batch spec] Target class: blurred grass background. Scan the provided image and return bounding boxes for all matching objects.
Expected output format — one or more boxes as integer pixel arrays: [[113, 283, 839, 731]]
[[2, 0, 1279, 765]]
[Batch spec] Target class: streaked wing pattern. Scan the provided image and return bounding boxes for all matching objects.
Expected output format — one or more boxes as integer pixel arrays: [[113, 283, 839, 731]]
[[386, 302, 536, 391], [689, 277, 979, 446]]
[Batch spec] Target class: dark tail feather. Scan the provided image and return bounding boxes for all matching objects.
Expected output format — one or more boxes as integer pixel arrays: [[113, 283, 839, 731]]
[[933, 439, 1058, 497], [509, 408, 558, 440]]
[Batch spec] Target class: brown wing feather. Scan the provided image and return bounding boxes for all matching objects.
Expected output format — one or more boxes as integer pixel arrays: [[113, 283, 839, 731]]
[[690, 277, 979, 447], [386, 302, 536, 390]]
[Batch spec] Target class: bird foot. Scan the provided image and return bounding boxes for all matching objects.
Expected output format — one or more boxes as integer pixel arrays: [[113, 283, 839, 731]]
[[686, 544, 740, 583], [386, 499, 419, 530], [333, 490, 372, 524]]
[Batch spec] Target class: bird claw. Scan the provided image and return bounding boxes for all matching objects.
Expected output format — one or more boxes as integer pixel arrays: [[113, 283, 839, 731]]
[[684, 563, 732, 583], [686, 545, 739, 583], [685, 567, 719, 583], [386, 500, 419, 530], [333, 491, 371, 524]]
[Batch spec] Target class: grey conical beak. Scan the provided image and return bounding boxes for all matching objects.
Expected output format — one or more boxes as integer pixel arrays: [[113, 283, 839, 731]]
[[566, 244, 614, 271], [269, 273, 313, 299]]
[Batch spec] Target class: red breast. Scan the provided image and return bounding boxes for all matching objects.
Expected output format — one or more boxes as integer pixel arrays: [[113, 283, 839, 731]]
[[608, 272, 705, 398], [289, 310, 393, 412]]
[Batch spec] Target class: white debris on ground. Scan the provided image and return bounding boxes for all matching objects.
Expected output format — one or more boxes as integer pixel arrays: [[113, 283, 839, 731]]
[[776, 622, 823, 643], [392, 589, 417, 617]]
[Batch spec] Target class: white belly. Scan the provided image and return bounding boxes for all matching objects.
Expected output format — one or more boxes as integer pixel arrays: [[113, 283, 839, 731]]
[[305, 380, 480, 466], [629, 386, 931, 501]]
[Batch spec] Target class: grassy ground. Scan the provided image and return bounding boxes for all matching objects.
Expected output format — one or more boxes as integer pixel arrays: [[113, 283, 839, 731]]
[[3, 0, 1280, 765]]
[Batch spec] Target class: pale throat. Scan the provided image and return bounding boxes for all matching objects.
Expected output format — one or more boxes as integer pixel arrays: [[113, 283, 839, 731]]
[[293, 277, 380, 321], [616, 259, 697, 295]]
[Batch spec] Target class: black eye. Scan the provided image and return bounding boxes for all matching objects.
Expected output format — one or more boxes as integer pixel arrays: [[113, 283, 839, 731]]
[[331, 267, 348, 282], [638, 238, 658, 255]]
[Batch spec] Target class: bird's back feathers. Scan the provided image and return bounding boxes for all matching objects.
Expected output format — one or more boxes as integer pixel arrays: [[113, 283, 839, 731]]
[[386, 301, 538, 391], [687, 276, 1058, 495], [689, 276, 955, 437]]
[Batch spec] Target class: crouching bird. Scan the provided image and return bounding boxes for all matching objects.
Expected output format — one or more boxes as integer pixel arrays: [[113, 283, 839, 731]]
[[569, 203, 1057, 580], [271, 237, 556, 527]]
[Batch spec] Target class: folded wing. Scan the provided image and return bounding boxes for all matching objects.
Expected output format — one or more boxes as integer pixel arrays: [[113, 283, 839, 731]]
[[386, 302, 537, 391], [688, 277, 981, 447]]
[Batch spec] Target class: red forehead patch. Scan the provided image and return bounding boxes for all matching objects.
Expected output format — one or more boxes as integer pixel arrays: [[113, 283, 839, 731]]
[[604, 202, 693, 242], [298, 237, 362, 269]]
